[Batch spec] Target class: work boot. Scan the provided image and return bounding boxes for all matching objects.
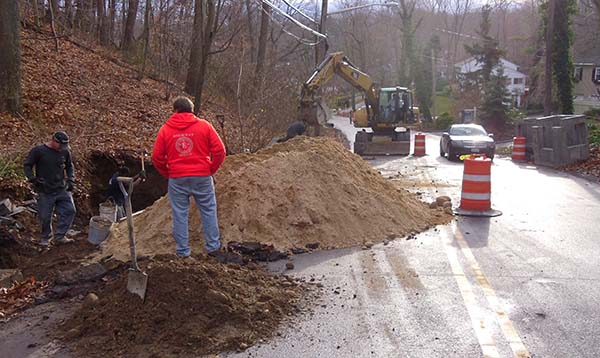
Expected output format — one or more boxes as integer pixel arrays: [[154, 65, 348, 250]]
[[54, 237, 75, 245], [177, 255, 197, 264]]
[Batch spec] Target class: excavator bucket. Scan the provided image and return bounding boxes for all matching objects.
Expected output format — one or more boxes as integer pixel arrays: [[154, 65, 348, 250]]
[[298, 99, 333, 136], [354, 129, 411, 156]]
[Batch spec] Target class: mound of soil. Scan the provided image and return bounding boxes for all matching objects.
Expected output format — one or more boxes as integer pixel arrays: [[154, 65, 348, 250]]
[[102, 137, 450, 261], [59, 256, 306, 357]]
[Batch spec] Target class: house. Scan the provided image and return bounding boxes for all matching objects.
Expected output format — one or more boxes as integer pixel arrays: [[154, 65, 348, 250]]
[[454, 57, 527, 107], [573, 45, 600, 114]]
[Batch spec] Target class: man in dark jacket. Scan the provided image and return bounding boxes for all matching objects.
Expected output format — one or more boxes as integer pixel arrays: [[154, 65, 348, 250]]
[[277, 121, 306, 143], [23, 131, 76, 246]]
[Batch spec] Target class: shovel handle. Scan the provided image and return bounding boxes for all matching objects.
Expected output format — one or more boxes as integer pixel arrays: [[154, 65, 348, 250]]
[[117, 177, 139, 271]]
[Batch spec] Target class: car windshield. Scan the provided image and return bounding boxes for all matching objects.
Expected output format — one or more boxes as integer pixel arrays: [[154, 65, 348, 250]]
[[449, 126, 487, 136]]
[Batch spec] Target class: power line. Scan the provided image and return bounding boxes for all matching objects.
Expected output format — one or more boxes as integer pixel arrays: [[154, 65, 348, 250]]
[[260, 3, 323, 46], [281, 0, 318, 24], [261, 0, 327, 39]]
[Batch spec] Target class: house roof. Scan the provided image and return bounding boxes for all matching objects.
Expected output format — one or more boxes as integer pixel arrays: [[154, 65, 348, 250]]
[[574, 42, 600, 65]]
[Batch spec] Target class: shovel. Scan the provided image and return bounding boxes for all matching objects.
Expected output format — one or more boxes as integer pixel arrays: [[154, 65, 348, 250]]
[[117, 155, 148, 301]]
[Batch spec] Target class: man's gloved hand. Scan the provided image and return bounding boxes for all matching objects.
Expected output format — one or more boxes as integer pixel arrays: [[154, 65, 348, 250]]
[[66, 180, 74, 192]]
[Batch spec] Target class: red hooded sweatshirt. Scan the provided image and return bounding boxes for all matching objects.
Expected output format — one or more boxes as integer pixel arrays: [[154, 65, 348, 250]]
[[152, 112, 225, 178]]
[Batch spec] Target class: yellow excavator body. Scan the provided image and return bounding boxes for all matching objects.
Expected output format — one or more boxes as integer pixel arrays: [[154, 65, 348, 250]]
[[299, 52, 418, 155]]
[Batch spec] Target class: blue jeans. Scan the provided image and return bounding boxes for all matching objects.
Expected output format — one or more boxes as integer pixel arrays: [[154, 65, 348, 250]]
[[37, 191, 76, 241], [168, 176, 220, 257]]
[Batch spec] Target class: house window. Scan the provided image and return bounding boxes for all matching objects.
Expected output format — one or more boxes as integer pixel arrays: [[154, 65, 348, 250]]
[[574, 67, 583, 81], [594, 67, 600, 83], [513, 78, 524, 85]]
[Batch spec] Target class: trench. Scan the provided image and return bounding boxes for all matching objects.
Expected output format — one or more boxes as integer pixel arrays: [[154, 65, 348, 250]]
[[88, 151, 167, 215]]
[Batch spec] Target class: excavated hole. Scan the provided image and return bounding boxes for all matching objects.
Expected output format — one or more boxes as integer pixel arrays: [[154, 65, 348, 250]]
[[88, 151, 167, 214]]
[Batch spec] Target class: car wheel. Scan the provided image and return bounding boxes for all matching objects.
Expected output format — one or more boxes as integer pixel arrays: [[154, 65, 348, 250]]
[[448, 147, 456, 161], [440, 143, 445, 157]]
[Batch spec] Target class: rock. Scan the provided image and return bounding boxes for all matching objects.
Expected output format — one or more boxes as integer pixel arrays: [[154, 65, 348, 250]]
[[285, 262, 295, 270], [364, 241, 374, 248], [383, 239, 390, 246], [0, 198, 14, 216], [305, 242, 320, 250], [442, 201, 452, 209], [436, 196, 451, 206], [291, 247, 307, 255], [444, 207, 454, 215], [56, 263, 108, 285], [84, 293, 99, 306], [0, 269, 24, 288], [429, 201, 438, 209]]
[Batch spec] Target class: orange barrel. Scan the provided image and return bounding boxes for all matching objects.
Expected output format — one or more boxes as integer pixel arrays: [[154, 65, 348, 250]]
[[460, 155, 492, 211], [512, 136, 526, 161], [414, 133, 426, 156]]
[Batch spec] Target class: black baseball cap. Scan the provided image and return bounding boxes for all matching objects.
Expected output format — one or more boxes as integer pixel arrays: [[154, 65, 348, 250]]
[[53, 131, 70, 149]]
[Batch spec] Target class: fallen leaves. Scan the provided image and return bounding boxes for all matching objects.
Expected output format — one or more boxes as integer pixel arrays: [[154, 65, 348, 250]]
[[0, 277, 50, 317]]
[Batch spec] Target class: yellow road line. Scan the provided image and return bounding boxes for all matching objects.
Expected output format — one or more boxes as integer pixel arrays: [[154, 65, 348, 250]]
[[441, 227, 500, 358], [453, 227, 531, 358]]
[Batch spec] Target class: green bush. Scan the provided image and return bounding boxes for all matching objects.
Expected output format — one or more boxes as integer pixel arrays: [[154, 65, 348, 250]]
[[588, 123, 600, 145], [584, 107, 600, 119], [507, 108, 526, 124], [435, 112, 455, 130]]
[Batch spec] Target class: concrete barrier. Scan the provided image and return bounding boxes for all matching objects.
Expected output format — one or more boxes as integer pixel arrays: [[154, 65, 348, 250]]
[[515, 115, 589, 167]]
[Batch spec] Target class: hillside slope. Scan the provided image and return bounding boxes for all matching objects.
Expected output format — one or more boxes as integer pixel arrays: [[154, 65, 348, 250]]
[[0, 28, 235, 214]]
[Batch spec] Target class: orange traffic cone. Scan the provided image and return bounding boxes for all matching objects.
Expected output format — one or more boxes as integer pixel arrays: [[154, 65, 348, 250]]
[[454, 155, 502, 217]]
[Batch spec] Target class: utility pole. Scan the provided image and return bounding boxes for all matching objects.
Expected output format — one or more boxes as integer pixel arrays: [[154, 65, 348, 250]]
[[315, 0, 328, 66], [544, 0, 556, 116], [431, 47, 436, 120]]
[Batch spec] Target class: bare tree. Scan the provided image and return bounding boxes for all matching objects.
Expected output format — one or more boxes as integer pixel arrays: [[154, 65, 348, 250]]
[[256, 1, 270, 78], [0, 0, 21, 113], [98, 0, 110, 45], [123, 0, 140, 53]]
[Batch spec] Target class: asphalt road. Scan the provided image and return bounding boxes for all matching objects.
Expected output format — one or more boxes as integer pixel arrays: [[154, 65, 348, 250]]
[[3, 116, 600, 358], [226, 116, 600, 358]]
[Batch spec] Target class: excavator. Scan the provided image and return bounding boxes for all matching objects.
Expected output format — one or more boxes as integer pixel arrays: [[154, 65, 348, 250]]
[[298, 52, 417, 155]]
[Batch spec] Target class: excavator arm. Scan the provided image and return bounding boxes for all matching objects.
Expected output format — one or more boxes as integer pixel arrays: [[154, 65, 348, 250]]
[[298, 52, 380, 130]]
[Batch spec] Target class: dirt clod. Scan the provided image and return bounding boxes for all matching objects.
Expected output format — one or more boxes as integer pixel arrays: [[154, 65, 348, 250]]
[[83, 292, 99, 307], [286, 262, 295, 270]]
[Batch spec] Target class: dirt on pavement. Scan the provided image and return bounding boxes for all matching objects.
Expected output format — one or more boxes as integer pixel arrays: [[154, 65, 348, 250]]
[[103, 137, 451, 261], [58, 255, 308, 357]]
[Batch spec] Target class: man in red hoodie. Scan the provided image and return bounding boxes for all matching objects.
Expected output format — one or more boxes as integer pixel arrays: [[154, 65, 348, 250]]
[[152, 97, 226, 258]]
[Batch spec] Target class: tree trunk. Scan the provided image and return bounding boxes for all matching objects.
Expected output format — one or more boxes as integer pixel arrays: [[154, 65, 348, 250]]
[[122, 0, 139, 53], [0, 0, 22, 114], [65, 0, 74, 27], [315, 0, 328, 66], [48, 0, 60, 51], [245, 0, 256, 61], [255, 1, 269, 78], [193, 0, 217, 114], [108, 0, 116, 43], [544, 0, 555, 115], [97, 0, 110, 45], [185, 0, 205, 94], [138, 0, 152, 79]]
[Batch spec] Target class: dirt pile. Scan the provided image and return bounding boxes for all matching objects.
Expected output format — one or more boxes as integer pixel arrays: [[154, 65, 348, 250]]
[[102, 137, 450, 260], [59, 256, 306, 357]]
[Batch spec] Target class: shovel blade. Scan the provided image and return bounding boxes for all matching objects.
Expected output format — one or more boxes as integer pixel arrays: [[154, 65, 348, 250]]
[[127, 269, 148, 301]]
